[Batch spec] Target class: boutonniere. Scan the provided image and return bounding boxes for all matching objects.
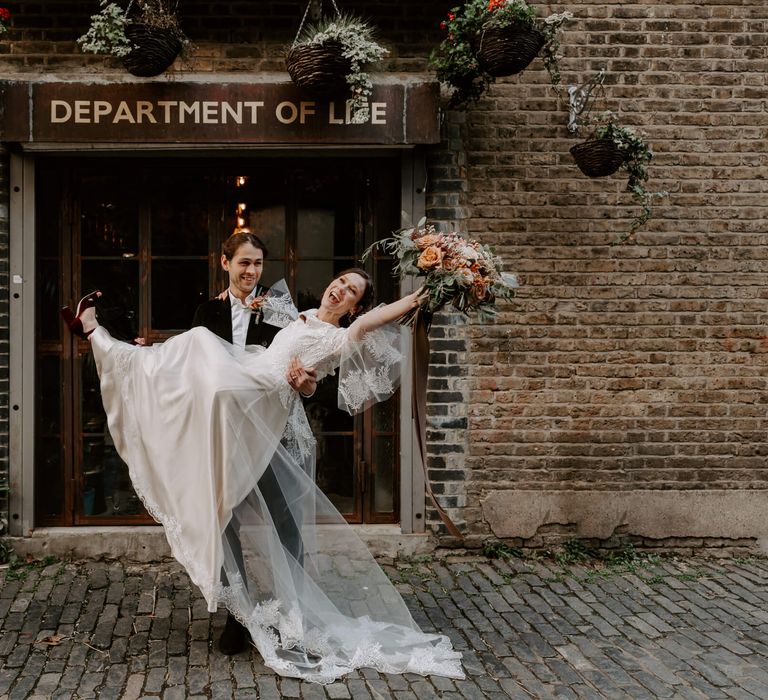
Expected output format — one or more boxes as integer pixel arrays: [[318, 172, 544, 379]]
[[249, 295, 266, 324]]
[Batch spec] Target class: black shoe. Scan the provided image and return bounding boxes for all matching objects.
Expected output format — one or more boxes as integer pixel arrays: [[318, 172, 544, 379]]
[[218, 613, 250, 655]]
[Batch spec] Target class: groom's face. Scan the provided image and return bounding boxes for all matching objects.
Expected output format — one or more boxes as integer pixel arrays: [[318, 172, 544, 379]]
[[221, 242, 264, 299]]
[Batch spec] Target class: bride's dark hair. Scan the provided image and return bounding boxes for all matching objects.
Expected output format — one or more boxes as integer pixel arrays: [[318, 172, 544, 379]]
[[333, 268, 374, 326]]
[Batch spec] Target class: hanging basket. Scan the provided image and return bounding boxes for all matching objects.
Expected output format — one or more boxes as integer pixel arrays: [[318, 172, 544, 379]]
[[477, 22, 545, 78], [122, 23, 183, 77], [570, 138, 626, 178], [285, 41, 352, 92]]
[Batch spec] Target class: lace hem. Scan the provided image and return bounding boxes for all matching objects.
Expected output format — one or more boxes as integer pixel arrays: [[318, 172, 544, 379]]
[[214, 590, 465, 684]]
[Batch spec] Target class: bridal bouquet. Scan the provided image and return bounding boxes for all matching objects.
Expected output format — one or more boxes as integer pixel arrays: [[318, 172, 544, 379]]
[[363, 221, 519, 325]]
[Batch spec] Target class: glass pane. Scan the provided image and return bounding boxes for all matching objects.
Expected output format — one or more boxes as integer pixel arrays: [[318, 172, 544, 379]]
[[152, 260, 208, 330], [316, 435, 355, 515], [38, 355, 61, 435], [80, 176, 139, 257], [38, 259, 61, 343], [82, 260, 140, 342], [81, 436, 107, 516], [80, 437, 145, 518], [295, 260, 335, 310], [373, 401, 395, 432], [151, 177, 210, 256], [81, 352, 106, 434], [36, 174, 60, 256], [297, 208, 356, 259], [298, 208, 335, 258], [250, 205, 286, 261], [35, 438, 64, 520], [375, 256, 397, 303], [373, 437, 395, 513]]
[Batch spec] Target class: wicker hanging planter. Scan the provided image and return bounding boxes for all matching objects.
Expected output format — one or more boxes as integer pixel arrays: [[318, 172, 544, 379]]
[[570, 138, 626, 178], [122, 23, 183, 77], [285, 41, 352, 92], [477, 22, 545, 78]]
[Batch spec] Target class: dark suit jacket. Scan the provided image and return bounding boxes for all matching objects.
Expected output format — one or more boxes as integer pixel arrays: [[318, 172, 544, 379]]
[[191, 286, 279, 348]]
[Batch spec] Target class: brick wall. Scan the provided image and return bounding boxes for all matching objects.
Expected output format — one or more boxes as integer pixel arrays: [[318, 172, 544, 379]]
[[1, 1, 767, 547], [453, 0, 768, 546]]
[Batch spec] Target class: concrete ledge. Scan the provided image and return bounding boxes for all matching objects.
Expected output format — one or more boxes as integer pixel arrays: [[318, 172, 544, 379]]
[[482, 489, 768, 553], [7, 524, 433, 562]]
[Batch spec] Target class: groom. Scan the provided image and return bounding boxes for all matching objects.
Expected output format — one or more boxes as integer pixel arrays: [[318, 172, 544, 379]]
[[192, 229, 317, 655]]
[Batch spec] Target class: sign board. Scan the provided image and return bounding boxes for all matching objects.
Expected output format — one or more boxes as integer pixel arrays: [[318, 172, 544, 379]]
[[0, 80, 441, 145]]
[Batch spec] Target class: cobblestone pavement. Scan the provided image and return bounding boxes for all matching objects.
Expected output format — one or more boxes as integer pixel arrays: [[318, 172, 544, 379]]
[[1, 553, 767, 699]]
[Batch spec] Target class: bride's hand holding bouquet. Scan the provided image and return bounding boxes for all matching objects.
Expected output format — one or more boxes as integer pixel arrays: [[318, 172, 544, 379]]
[[363, 220, 519, 326]]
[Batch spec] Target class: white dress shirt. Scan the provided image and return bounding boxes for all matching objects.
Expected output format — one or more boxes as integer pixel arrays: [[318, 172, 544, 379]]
[[229, 289, 257, 348]]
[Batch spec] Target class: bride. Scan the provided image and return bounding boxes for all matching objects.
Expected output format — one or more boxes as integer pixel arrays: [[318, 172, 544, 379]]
[[62, 269, 464, 684]]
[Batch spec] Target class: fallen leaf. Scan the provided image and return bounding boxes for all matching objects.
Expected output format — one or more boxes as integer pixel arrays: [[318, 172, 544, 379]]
[[35, 634, 69, 646]]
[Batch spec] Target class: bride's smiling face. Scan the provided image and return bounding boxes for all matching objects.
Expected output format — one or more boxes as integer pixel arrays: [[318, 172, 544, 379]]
[[320, 273, 367, 318]]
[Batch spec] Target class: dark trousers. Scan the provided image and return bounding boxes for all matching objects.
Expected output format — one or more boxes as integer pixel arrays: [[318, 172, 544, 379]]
[[221, 462, 304, 588]]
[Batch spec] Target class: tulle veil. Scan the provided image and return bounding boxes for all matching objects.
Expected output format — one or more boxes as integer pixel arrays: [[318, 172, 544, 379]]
[[90, 281, 464, 684]]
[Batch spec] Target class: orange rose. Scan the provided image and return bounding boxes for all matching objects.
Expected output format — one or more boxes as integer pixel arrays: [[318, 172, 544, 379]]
[[416, 233, 441, 250], [417, 245, 443, 270], [472, 277, 489, 301], [443, 255, 461, 271]]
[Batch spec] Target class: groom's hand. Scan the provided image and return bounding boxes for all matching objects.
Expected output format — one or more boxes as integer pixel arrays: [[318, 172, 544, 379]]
[[287, 357, 317, 398]]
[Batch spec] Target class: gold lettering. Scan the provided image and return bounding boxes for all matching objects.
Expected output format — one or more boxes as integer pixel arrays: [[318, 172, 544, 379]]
[[202, 101, 218, 124], [275, 101, 298, 124], [243, 102, 264, 124], [157, 101, 178, 123], [113, 101, 136, 124], [299, 102, 316, 124], [371, 102, 387, 125], [92, 101, 112, 124], [136, 101, 157, 124], [74, 101, 90, 124], [222, 102, 242, 124], [50, 100, 72, 123], [328, 102, 344, 125], [179, 101, 200, 124]]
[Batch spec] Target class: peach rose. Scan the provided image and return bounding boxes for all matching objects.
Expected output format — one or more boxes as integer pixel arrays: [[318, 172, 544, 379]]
[[417, 245, 443, 270], [443, 255, 461, 271], [472, 277, 489, 301], [416, 233, 441, 250], [457, 268, 474, 285]]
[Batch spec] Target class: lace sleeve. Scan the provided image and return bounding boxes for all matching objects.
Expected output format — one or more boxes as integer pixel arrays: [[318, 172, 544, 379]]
[[261, 279, 299, 328], [337, 319, 403, 415]]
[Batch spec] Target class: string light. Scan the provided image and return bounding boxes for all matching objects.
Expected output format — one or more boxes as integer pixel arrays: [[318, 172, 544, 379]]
[[234, 180, 248, 233]]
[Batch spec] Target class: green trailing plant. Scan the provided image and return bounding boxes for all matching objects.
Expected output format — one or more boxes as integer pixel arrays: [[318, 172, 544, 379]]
[[78, 0, 187, 59], [292, 13, 388, 124], [482, 539, 524, 560], [587, 111, 668, 239], [430, 0, 573, 108]]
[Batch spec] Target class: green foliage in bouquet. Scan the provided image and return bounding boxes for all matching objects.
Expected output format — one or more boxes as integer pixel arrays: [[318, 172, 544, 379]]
[[363, 220, 519, 324]]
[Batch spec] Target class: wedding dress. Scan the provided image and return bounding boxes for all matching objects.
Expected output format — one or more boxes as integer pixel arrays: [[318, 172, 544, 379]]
[[89, 288, 464, 683]]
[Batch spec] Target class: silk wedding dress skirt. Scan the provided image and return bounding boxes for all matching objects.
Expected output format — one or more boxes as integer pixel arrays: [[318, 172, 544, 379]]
[[89, 324, 464, 683]]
